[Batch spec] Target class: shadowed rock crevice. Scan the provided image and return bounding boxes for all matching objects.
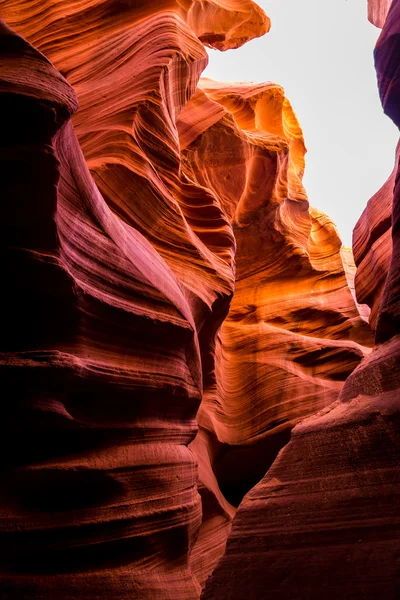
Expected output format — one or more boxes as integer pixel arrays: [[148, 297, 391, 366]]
[[212, 427, 292, 507], [1, 0, 398, 598], [202, 1, 400, 597]]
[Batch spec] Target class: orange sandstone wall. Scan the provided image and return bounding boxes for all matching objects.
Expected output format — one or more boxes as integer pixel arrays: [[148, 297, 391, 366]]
[[181, 80, 373, 586], [202, 2, 400, 598], [1, 1, 267, 596], [1, 0, 393, 599]]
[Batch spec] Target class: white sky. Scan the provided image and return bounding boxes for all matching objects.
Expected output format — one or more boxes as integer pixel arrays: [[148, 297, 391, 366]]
[[203, 0, 399, 245]]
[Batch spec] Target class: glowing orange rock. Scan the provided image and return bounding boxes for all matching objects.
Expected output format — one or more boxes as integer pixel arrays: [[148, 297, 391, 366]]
[[2, 0, 393, 598], [183, 79, 372, 499], [178, 79, 373, 586], [0, 1, 269, 598], [182, 0, 270, 50], [202, 2, 400, 598]]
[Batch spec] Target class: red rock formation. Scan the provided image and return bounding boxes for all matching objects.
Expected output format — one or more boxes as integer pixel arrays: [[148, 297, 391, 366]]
[[182, 80, 372, 505], [179, 79, 373, 588], [202, 389, 400, 600], [356, 0, 400, 336], [369, 0, 393, 27], [183, 0, 270, 50], [353, 143, 398, 331], [202, 2, 400, 598], [374, 0, 400, 341], [0, 2, 266, 598], [340, 245, 371, 323], [2, 0, 393, 598], [1, 20, 205, 600]]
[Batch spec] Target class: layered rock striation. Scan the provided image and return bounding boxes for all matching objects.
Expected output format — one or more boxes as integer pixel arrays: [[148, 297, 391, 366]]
[[353, 142, 398, 331], [203, 1, 400, 598], [2, 18, 205, 600], [176, 79, 373, 584], [1, 1, 250, 596], [1, 0, 396, 598], [184, 79, 372, 501]]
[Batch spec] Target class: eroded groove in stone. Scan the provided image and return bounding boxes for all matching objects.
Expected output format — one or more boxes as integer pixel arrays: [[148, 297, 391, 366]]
[[202, 2, 400, 597], [2, 0, 397, 598]]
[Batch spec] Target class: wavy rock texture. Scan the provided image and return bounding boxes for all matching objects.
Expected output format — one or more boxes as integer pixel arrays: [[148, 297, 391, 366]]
[[1, 0, 390, 598], [374, 0, 400, 341], [1, 1, 269, 597], [202, 2, 400, 598], [202, 388, 400, 600], [353, 143, 398, 331], [180, 79, 373, 587], [340, 246, 371, 323], [358, 0, 400, 335], [1, 18, 206, 600], [182, 80, 373, 506], [183, 0, 270, 50]]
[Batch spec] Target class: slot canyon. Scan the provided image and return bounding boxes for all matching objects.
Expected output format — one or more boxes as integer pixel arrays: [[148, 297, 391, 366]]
[[1, 0, 399, 598]]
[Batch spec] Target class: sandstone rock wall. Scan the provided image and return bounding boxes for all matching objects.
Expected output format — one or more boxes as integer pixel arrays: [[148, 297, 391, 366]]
[[181, 80, 373, 584], [1, 0, 396, 598], [353, 143, 398, 331], [202, 2, 400, 597]]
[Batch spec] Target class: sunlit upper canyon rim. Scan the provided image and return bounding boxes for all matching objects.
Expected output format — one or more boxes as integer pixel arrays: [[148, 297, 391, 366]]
[[1, 0, 399, 599]]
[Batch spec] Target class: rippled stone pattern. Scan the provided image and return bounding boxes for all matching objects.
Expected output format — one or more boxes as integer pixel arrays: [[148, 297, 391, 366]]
[[183, 79, 374, 586], [176, 79, 373, 585], [1, 0, 393, 598], [1, 17, 205, 600], [202, 2, 400, 598], [1, 1, 269, 596], [374, 0, 400, 341], [353, 143, 398, 331], [184, 80, 373, 497]]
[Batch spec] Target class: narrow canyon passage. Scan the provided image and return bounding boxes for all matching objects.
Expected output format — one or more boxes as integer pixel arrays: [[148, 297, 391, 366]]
[[1, 0, 399, 599]]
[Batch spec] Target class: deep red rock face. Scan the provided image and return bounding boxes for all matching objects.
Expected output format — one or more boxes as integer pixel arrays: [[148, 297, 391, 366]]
[[202, 389, 400, 600], [182, 80, 372, 504], [374, 0, 400, 342], [1, 0, 397, 599], [353, 142, 398, 331], [0, 2, 265, 598], [1, 17, 205, 600], [177, 81, 373, 585], [202, 2, 400, 598]]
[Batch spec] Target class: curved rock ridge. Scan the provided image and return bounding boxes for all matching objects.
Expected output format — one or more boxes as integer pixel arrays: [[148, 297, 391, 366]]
[[374, 0, 400, 341], [1, 0, 383, 598], [353, 142, 398, 331], [1, 20, 207, 600], [0, 0, 268, 326], [202, 2, 400, 598], [182, 80, 373, 503], [176, 79, 373, 585], [0, 1, 268, 598], [182, 0, 270, 50], [202, 388, 400, 600], [340, 245, 371, 323], [0, 0, 270, 60]]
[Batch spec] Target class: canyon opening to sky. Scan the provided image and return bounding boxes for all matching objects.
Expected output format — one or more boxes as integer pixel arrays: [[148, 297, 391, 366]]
[[1, 0, 400, 599], [204, 0, 399, 245]]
